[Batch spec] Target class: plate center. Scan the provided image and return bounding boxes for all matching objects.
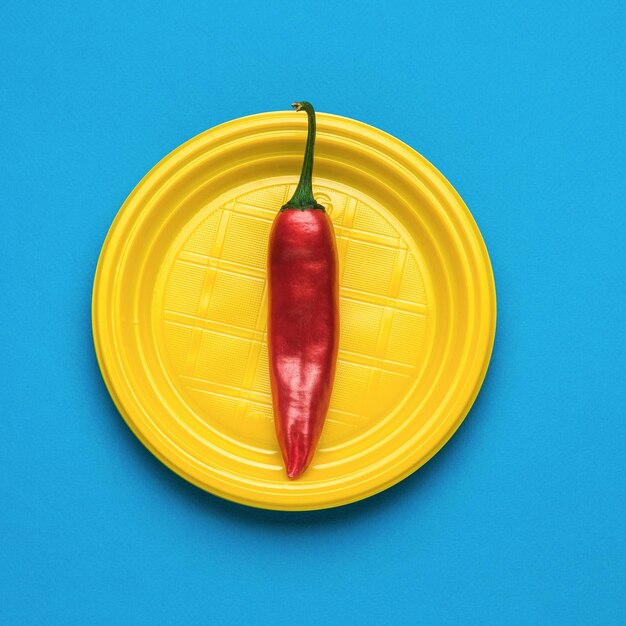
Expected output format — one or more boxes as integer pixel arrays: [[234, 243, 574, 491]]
[[155, 178, 430, 451]]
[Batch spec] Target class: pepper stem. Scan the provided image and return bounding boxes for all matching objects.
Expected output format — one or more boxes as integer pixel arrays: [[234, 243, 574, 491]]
[[282, 102, 324, 211]]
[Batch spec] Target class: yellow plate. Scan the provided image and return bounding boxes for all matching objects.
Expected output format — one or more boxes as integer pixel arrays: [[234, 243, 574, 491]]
[[92, 111, 496, 511]]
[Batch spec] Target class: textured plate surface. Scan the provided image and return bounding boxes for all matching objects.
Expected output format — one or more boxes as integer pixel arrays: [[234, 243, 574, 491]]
[[92, 111, 496, 511]]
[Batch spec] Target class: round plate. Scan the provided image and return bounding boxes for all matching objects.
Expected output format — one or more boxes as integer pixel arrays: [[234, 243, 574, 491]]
[[92, 111, 496, 511]]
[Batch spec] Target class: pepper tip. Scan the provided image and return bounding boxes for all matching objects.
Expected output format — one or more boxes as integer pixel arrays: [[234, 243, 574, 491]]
[[285, 457, 309, 479]]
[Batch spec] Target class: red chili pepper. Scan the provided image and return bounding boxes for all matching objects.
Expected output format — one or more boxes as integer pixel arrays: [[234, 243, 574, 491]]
[[267, 102, 340, 479]]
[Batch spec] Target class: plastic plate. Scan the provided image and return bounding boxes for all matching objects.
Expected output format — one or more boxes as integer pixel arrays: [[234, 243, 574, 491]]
[[92, 111, 496, 510]]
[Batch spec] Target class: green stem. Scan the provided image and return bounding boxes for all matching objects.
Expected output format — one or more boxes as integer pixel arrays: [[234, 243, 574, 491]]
[[282, 102, 324, 211]]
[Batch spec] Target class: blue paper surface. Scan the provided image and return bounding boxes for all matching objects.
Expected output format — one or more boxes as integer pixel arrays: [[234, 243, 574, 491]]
[[1, 1, 625, 623]]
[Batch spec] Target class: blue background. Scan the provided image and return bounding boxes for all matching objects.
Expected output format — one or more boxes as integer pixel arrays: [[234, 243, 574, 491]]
[[2, 1, 625, 623]]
